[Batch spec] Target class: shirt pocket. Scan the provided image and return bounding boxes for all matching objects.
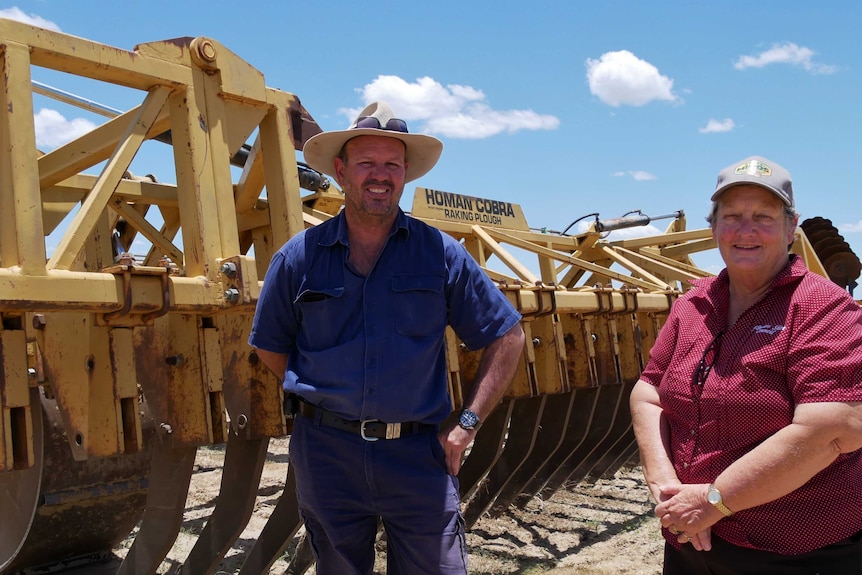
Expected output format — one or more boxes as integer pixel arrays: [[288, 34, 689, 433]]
[[392, 274, 447, 337], [295, 286, 346, 351], [659, 337, 699, 405]]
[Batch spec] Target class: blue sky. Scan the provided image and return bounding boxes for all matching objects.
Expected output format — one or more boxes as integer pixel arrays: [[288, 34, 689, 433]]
[[4, 1, 861, 275]]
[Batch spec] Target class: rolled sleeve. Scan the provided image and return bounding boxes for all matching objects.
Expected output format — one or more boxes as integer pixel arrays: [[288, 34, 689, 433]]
[[249, 249, 300, 354], [787, 283, 862, 403], [444, 239, 521, 351]]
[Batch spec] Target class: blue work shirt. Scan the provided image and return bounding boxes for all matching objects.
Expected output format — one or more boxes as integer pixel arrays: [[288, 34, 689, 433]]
[[249, 209, 521, 425]]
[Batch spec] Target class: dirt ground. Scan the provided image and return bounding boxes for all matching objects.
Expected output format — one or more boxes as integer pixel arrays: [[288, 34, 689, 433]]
[[113, 438, 665, 574]]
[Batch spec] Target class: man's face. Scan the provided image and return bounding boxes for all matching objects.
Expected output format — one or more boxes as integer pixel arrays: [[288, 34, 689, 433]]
[[334, 135, 408, 224]]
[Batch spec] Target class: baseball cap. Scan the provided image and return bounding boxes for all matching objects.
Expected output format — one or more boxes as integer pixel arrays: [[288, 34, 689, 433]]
[[711, 156, 794, 208]]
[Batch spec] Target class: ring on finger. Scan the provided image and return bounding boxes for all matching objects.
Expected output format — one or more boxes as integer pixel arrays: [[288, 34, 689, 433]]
[[668, 526, 679, 535]]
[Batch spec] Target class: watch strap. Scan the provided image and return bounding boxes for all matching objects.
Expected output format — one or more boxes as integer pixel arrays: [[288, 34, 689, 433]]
[[713, 499, 734, 517]]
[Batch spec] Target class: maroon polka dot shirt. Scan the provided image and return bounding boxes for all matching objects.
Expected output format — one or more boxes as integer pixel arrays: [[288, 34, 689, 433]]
[[641, 256, 862, 554]]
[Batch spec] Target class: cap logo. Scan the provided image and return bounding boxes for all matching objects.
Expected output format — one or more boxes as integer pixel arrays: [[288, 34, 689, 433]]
[[734, 160, 772, 177]]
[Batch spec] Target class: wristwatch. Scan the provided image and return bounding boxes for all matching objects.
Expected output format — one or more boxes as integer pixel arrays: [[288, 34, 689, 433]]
[[458, 409, 481, 431], [707, 483, 734, 516]]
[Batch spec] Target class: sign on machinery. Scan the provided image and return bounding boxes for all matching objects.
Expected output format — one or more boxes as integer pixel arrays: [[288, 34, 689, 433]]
[[411, 188, 529, 231]]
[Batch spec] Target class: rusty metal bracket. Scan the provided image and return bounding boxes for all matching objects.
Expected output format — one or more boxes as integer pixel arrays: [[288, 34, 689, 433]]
[[217, 255, 262, 308], [99, 264, 171, 326], [102, 265, 133, 322], [582, 284, 614, 317], [141, 271, 171, 323], [611, 286, 641, 316], [518, 283, 558, 320]]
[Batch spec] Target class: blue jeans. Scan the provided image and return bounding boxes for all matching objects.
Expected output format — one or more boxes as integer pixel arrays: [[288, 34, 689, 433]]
[[289, 413, 467, 575]]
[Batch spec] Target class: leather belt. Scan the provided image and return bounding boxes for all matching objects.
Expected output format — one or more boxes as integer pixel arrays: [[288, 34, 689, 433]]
[[298, 401, 436, 442]]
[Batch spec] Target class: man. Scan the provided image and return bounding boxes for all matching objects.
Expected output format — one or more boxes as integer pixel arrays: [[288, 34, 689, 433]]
[[249, 101, 525, 574]]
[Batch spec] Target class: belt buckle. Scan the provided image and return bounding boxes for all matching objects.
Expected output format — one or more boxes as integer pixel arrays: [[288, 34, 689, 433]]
[[360, 419, 402, 441], [360, 419, 380, 442]]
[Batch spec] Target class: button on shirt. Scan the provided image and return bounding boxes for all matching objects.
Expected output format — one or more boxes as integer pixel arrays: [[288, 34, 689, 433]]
[[249, 210, 521, 425], [641, 256, 862, 554]]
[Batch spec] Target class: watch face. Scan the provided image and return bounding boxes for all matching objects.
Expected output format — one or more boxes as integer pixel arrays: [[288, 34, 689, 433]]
[[459, 409, 479, 430], [707, 488, 721, 505]]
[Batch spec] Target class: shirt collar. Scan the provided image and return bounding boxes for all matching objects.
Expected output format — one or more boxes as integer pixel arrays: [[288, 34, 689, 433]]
[[690, 254, 806, 299], [317, 208, 411, 247]]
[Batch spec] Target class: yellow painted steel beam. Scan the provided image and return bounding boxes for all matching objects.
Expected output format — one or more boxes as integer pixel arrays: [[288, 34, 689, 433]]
[[94, 174, 177, 205], [261, 90, 308, 248], [611, 228, 713, 249], [480, 226, 671, 292], [597, 245, 673, 290], [35, 314, 142, 459], [525, 315, 568, 395], [0, 269, 225, 313], [609, 245, 707, 283], [416, 216, 602, 254], [793, 229, 829, 279], [144, 207, 183, 267], [218, 315, 285, 440], [44, 175, 179, 214], [637, 247, 714, 279], [0, 324, 34, 471], [133, 314, 223, 447], [187, 37, 267, 105], [188, 64, 245, 261], [48, 86, 172, 271], [110, 200, 184, 266], [471, 225, 539, 284], [37, 106, 172, 191], [660, 237, 718, 258], [235, 135, 266, 215], [0, 41, 47, 275], [0, 19, 192, 89], [169, 85, 222, 278]]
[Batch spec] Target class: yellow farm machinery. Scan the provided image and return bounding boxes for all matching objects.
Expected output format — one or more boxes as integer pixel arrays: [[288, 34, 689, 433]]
[[0, 21, 858, 574]]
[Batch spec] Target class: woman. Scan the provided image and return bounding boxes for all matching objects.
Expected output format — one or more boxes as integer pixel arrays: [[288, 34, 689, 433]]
[[630, 155, 862, 574]]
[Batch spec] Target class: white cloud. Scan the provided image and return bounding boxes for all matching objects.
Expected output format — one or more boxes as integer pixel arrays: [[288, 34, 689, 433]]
[[612, 170, 657, 181], [838, 221, 862, 233], [585, 50, 678, 107], [699, 118, 735, 133], [629, 170, 657, 181], [605, 224, 664, 240], [734, 43, 836, 74], [345, 75, 560, 139], [0, 7, 61, 31], [34, 108, 97, 148]]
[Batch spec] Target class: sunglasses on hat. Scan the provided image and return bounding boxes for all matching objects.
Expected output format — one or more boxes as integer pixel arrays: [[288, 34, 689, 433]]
[[354, 116, 409, 133]]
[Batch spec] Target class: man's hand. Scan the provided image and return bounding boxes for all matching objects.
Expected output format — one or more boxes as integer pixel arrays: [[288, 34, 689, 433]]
[[438, 424, 477, 476]]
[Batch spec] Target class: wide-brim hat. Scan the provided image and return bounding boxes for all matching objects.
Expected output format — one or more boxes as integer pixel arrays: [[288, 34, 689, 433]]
[[303, 101, 443, 183], [711, 155, 794, 208]]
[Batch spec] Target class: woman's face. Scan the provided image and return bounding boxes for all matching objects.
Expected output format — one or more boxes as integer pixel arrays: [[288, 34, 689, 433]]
[[712, 185, 797, 281]]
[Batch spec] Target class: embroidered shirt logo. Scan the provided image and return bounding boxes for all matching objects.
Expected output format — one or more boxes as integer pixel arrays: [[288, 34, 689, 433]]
[[753, 324, 784, 335]]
